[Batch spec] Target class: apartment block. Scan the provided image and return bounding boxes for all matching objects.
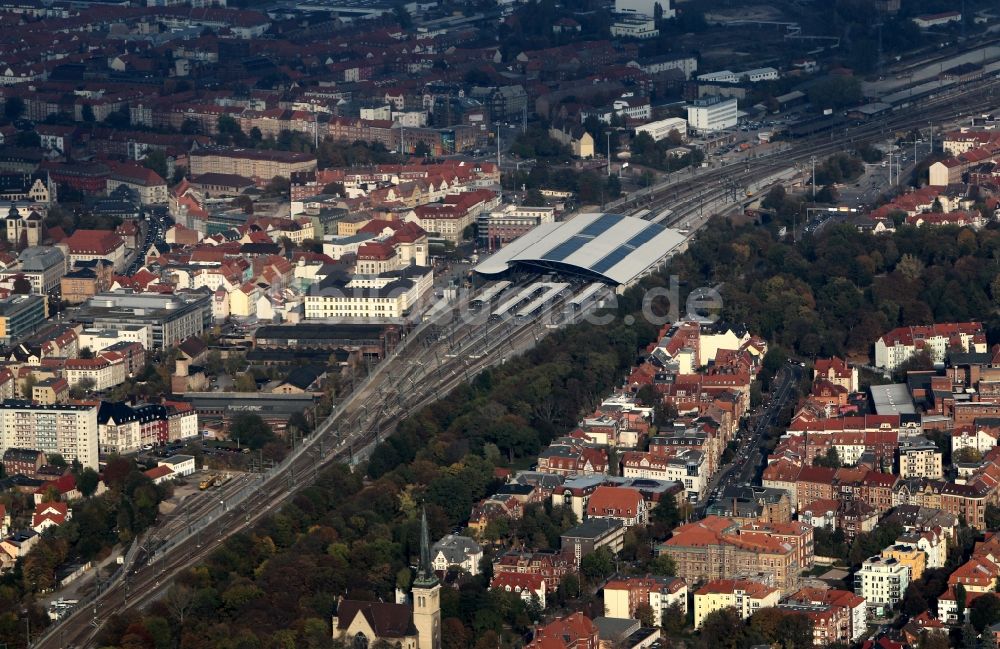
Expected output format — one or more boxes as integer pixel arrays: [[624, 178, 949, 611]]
[[189, 147, 317, 182], [693, 579, 779, 628], [855, 556, 910, 611], [0, 400, 98, 469]]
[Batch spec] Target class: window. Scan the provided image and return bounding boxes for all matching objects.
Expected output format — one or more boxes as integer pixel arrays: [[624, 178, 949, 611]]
[[353, 632, 369, 649]]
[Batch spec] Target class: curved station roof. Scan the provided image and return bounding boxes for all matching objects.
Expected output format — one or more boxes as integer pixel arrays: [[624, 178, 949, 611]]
[[473, 212, 686, 286]]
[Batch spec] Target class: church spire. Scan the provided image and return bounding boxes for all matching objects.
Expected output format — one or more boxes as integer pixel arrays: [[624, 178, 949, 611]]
[[414, 507, 438, 587]]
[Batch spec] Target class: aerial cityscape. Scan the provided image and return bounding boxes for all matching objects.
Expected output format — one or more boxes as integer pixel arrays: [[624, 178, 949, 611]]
[[1, 0, 1000, 647]]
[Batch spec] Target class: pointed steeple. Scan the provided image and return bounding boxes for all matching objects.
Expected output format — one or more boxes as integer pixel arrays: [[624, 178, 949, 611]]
[[414, 507, 438, 587]]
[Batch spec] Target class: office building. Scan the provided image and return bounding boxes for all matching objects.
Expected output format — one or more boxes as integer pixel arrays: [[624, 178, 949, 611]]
[[686, 97, 738, 133], [74, 291, 211, 350], [0, 294, 47, 345]]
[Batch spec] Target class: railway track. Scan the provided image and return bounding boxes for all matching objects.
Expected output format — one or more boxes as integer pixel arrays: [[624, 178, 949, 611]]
[[35, 74, 1000, 649], [35, 281, 586, 649]]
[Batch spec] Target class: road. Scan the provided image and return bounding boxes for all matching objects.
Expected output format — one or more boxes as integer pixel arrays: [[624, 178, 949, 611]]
[[614, 76, 1000, 229], [699, 363, 802, 513], [34, 72, 1000, 649]]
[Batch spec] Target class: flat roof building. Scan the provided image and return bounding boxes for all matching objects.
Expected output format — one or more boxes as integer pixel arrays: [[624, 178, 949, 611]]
[[0, 400, 98, 469], [73, 290, 211, 350]]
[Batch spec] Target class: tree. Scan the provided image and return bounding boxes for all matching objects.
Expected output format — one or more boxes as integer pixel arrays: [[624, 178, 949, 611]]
[[698, 608, 748, 649], [15, 131, 40, 148], [919, 630, 951, 649], [807, 76, 862, 110], [70, 377, 96, 399], [749, 608, 814, 648], [164, 584, 194, 626], [142, 150, 168, 181], [579, 547, 614, 583], [77, 467, 100, 497], [4, 96, 24, 121], [217, 114, 244, 145], [392, 3, 412, 28], [413, 141, 431, 157], [661, 602, 685, 634], [81, 104, 95, 123], [647, 554, 676, 576], [264, 175, 290, 197], [956, 583, 968, 622], [234, 373, 257, 392], [813, 447, 841, 468], [955, 447, 984, 463], [962, 622, 978, 648], [523, 188, 546, 206], [970, 593, 1000, 632], [635, 603, 655, 627], [987, 505, 1000, 530], [229, 413, 276, 450], [11, 276, 31, 295]]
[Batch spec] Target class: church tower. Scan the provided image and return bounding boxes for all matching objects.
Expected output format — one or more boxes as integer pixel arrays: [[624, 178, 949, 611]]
[[412, 509, 441, 649]]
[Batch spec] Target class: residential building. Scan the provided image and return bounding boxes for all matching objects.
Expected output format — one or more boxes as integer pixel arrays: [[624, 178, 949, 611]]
[[561, 519, 626, 566], [814, 357, 859, 393], [491, 572, 546, 608], [621, 449, 706, 501], [0, 400, 98, 469], [785, 588, 868, 643], [430, 534, 483, 576], [604, 575, 687, 619], [898, 437, 943, 479], [693, 579, 779, 628], [78, 326, 151, 353], [64, 353, 127, 391], [686, 97, 738, 133], [855, 556, 910, 612], [882, 543, 926, 581], [106, 163, 167, 205], [189, 147, 317, 181], [32, 377, 69, 404], [548, 123, 595, 158], [65, 229, 126, 273], [659, 516, 803, 593], [31, 501, 70, 533], [526, 612, 599, 649], [2, 447, 44, 477], [586, 485, 648, 527], [874, 322, 987, 371]]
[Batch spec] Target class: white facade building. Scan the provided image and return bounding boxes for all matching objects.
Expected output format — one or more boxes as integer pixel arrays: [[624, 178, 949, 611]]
[[611, 16, 658, 39], [635, 118, 688, 142], [614, 0, 674, 18], [0, 401, 99, 469], [855, 556, 910, 610], [686, 97, 738, 133], [78, 326, 151, 353]]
